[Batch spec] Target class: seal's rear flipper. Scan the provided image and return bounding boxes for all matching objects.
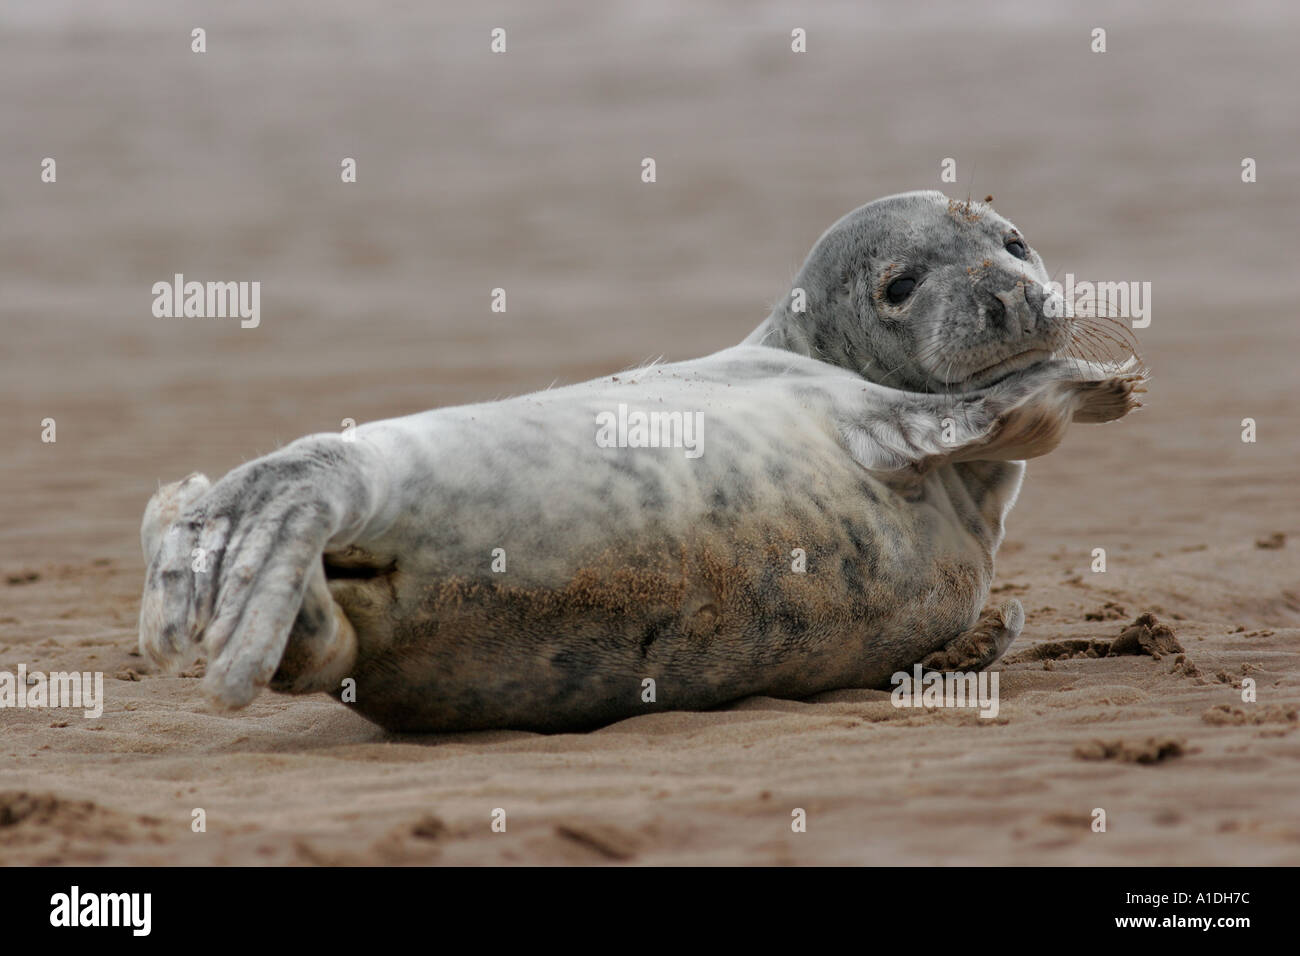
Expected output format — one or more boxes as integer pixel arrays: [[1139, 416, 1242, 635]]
[[269, 558, 358, 695], [138, 437, 390, 712], [141, 473, 211, 568]]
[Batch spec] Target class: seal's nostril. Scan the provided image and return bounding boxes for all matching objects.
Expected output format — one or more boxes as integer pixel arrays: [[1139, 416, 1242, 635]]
[[993, 288, 1036, 336]]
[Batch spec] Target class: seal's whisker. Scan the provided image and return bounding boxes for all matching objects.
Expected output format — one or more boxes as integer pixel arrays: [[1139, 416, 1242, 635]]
[[1058, 338, 1090, 372], [1068, 315, 1137, 353], [1071, 320, 1144, 365], [1069, 325, 1125, 363], [909, 346, 946, 375], [881, 336, 948, 387], [1074, 315, 1144, 360], [1067, 323, 1148, 376], [1074, 310, 1140, 339], [1062, 326, 1118, 369]]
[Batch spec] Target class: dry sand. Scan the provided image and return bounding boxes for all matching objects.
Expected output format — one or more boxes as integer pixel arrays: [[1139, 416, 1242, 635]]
[[1, 0, 1298, 865]]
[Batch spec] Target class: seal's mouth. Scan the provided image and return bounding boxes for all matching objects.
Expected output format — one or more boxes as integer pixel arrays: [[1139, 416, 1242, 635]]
[[965, 347, 1053, 388]]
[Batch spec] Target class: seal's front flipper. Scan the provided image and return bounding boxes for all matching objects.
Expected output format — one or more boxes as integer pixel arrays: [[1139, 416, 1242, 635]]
[[1066, 357, 1147, 423], [970, 358, 1146, 457], [837, 357, 1147, 478], [918, 599, 1023, 672]]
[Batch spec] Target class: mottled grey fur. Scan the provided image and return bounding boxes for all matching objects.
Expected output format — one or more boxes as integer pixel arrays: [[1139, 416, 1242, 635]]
[[139, 191, 1145, 732]]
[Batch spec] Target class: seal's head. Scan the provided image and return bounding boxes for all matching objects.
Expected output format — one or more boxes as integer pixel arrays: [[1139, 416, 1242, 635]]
[[754, 190, 1072, 392]]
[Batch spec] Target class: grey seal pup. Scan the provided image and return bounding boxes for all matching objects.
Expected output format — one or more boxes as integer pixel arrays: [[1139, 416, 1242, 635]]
[[139, 190, 1145, 731]]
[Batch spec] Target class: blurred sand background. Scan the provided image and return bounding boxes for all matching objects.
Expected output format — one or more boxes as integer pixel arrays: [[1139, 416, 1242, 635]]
[[1, 0, 1298, 864]]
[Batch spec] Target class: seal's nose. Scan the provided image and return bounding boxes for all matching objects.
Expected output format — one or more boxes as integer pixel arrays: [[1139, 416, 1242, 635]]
[[990, 283, 1038, 337]]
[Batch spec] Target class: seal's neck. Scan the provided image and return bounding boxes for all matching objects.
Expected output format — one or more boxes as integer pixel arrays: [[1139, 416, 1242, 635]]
[[743, 304, 861, 374], [742, 312, 790, 349], [744, 302, 817, 349]]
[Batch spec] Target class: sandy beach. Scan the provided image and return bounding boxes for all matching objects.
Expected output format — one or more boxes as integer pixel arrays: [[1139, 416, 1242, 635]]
[[1, 0, 1298, 865]]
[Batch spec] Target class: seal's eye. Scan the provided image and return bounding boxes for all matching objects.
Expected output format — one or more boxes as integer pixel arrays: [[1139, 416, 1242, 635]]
[[1005, 239, 1028, 260], [885, 277, 916, 304]]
